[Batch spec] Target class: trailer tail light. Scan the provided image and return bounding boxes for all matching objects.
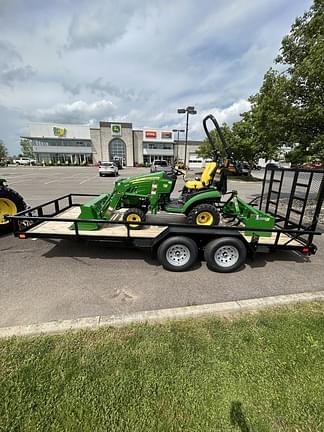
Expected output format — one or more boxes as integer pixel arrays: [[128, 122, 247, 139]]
[[19, 234, 26, 239], [302, 246, 310, 254]]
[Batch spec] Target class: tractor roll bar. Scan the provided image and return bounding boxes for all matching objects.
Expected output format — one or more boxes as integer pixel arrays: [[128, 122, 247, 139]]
[[203, 114, 230, 160]]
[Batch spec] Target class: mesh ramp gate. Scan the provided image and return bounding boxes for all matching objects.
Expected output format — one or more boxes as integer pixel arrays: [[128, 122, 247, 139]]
[[259, 167, 324, 243]]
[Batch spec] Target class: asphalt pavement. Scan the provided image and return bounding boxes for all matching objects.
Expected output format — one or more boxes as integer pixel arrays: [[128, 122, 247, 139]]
[[1, 166, 323, 327]]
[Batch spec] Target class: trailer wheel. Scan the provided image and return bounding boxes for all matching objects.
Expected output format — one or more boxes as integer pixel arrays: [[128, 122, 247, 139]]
[[187, 203, 220, 226], [157, 236, 198, 272], [123, 208, 146, 229], [204, 237, 246, 273], [0, 187, 26, 234]]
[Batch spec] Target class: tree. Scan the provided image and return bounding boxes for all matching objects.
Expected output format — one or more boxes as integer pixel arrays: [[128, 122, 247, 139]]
[[275, 0, 324, 159], [0, 140, 8, 159], [20, 138, 34, 157], [223, 1, 324, 164]]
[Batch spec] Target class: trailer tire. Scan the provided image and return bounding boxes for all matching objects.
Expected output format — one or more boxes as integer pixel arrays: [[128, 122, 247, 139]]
[[0, 187, 26, 234], [123, 208, 146, 229], [157, 236, 198, 272], [204, 237, 246, 273], [187, 203, 220, 226]]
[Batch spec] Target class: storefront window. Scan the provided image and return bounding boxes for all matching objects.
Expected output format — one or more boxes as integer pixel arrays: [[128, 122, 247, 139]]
[[109, 138, 126, 165]]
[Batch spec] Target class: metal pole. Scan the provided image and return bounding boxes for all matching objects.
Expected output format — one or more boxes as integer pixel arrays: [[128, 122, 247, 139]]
[[184, 111, 189, 168]]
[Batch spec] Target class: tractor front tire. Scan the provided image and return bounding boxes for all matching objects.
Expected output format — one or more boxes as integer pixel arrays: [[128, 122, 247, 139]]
[[157, 236, 198, 272], [204, 237, 247, 273], [187, 203, 220, 226], [0, 187, 26, 235], [123, 208, 146, 229]]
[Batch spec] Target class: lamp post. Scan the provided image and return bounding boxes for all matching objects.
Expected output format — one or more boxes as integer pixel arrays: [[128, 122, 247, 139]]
[[177, 106, 197, 168], [172, 128, 185, 162]]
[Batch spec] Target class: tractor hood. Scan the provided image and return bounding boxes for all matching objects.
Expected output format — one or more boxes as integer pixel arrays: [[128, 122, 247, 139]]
[[116, 171, 166, 186]]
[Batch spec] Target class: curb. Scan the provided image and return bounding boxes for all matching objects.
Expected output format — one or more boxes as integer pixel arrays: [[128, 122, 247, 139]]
[[1, 290, 324, 338]]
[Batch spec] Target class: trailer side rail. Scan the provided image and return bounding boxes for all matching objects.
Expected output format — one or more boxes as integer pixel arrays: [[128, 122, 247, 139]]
[[7, 193, 321, 254]]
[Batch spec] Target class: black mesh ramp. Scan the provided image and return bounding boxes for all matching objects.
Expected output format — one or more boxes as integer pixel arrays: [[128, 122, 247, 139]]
[[259, 167, 324, 242]]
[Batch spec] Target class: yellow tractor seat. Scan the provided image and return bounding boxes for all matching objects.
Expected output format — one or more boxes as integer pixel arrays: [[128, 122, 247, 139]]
[[184, 162, 217, 190]]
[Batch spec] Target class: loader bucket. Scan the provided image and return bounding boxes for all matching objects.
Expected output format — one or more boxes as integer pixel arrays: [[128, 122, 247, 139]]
[[75, 193, 111, 231]]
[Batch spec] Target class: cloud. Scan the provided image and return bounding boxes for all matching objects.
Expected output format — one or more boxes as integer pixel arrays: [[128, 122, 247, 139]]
[[0, 0, 313, 154], [30, 99, 116, 124], [0, 40, 35, 86], [86, 77, 138, 101], [0, 105, 26, 154], [66, 0, 150, 50], [2, 65, 35, 85]]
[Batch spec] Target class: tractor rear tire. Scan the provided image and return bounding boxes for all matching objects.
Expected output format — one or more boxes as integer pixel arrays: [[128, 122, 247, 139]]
[[204, 237, 246, 273], [157, 236, 198, 272], [123, 208, 146, 229], [0, 187, 27, 235], [187, 203, 220, 226]]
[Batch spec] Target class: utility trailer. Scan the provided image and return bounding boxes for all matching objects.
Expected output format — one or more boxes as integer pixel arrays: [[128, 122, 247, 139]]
[[7, 167, 324, 273]]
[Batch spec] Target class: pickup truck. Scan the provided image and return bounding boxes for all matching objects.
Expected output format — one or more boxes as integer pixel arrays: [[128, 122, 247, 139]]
[[13, 157, 36, 166]]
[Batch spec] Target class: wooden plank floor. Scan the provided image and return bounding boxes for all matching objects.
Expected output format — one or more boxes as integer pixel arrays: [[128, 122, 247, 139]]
[[28, 206, 302, 246], [28, 207, 168, 238], [242, 232, 301, 246]]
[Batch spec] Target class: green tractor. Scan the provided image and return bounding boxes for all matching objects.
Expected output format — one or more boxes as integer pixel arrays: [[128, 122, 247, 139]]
[[76, 115, 229, 230], [76, 113, 276, 236], [0, 178, 27, 234], [77, 169, 223, 230]]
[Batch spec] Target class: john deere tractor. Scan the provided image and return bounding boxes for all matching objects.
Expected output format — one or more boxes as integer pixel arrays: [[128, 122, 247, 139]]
[[77, 168, 223, 230], [0, 178, 27, 234], [75, 114, 275, 234], [76, 115, 231, 230]]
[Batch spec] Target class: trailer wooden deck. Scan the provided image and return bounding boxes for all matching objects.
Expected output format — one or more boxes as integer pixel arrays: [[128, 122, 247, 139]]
[[28, 207, 168, 238], [27, 206, 302, 246]]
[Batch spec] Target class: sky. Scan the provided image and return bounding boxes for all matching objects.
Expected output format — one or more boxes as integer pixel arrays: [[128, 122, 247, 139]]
[[0, 0, 312, 155]]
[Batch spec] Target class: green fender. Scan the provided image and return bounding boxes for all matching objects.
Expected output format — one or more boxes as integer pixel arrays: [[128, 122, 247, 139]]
[[165, 190, 222, 214]]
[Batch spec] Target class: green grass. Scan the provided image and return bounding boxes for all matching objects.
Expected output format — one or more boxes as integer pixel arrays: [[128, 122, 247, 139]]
[[1, 303, 324, 432]]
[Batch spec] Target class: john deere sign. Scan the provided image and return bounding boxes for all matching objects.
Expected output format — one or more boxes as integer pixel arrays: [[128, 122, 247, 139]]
[[53, 127, 66, 137], [111, 124, 122, 136]]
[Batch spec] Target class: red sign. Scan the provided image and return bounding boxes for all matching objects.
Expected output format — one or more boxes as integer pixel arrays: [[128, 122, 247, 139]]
[[145, 131, 157, 138]]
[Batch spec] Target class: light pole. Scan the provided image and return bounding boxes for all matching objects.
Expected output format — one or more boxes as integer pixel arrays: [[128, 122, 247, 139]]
[[177, 106, 197, 168], [172, 128, 185, 162]]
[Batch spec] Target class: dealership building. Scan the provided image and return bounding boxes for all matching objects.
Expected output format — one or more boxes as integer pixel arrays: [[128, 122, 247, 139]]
[[22, 121, 203, 166]]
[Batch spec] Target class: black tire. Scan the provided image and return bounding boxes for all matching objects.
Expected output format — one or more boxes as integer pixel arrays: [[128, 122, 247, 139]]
[[204, 237, 247, 273], [0, 187, 27, 234], [123, 208, 146, 229], [157, 236, 198, 272], [99, 173, 103, 177], [187, 203, 220, 226]]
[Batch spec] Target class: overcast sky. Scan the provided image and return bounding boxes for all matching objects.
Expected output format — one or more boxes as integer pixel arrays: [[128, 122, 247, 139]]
[[0, 0, 311, 154]]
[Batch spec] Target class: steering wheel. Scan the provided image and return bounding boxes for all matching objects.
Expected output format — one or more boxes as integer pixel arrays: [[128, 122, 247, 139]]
[[172, 167, 185, 176]]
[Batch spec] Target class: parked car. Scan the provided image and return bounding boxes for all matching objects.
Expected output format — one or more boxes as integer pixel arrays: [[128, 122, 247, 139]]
[[150, 160, 173, 175], [13, 157, 36, 166], [237, 162, 251, 176], [266, 162, 280, 169], [98, 161, 118, 177]]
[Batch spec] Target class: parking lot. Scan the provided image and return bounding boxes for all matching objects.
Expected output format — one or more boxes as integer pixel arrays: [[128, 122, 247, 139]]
[[1, 165, 323, 328]]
